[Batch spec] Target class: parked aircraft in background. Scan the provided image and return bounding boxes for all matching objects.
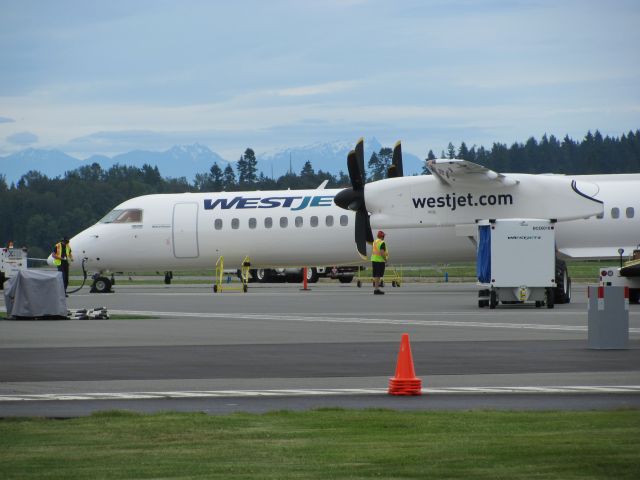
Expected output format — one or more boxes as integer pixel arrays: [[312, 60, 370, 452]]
[[65, 139, 638, 299]]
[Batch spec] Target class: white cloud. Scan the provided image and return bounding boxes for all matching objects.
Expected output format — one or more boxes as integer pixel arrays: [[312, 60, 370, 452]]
[[275, 80, 359, 97], [6, 131, 38, 145]]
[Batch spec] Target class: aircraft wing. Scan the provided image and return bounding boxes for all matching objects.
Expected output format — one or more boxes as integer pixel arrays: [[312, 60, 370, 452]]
[[426, 159, 519, 187], [558, 246, 638, 260]]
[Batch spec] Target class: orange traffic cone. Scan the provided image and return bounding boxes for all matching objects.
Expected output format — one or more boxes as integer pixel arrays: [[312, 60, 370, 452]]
[[388, 333, 422, 395]]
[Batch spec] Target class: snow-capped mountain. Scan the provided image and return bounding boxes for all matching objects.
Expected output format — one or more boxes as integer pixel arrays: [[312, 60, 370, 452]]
[[0, 144, 228, 184], [257, 138, 425, 178], [0, 148, 82, 183], [108, 144, 228, 178], [0, 140, 426, 185]]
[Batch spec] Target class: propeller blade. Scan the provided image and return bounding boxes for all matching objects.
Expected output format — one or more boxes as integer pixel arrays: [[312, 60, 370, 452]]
[[388, 140, 403, 178], [347, 150, 363, 191], [355, 210, 369, 258], [355, 137, 365, 182], [365, 213, 374, 243]]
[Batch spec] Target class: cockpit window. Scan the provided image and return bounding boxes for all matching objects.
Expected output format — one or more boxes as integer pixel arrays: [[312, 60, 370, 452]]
[[99, 209, 143, 223]]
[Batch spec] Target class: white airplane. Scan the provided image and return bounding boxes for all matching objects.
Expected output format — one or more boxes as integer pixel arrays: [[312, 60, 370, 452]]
[[66, 139, 639, 298]]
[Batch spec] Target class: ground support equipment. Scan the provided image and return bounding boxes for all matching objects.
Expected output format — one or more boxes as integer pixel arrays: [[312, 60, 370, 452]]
[[356, 264, 402, 288], [214, 256, 250, 293]]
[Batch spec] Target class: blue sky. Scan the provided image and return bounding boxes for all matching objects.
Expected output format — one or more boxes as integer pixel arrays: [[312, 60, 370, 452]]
[[0, 0, 639, 160]]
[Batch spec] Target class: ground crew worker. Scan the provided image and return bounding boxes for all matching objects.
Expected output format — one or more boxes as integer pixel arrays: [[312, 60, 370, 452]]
[[52, 236, 73, 296], [371, 230, 388, 295]]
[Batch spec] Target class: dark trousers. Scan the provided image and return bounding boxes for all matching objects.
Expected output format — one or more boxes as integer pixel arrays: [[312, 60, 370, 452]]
[[372, 261, 386, 278], [58, 261, 69, 291]]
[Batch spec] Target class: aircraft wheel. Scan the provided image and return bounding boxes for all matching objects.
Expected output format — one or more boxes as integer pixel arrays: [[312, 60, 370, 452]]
[[306, 268, 320, 283], [489, 290, 497, 309], [213, 284, 218, 293], [338, 275, 353, 284], [92, 276, 112, 294], [546, 287, 555, 309], [356, 280, 362, 288], [255, 269, 270, 283], [554, 259, 570, 304]]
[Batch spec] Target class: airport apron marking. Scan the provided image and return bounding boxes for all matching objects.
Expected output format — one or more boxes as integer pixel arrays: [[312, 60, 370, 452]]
[[2, 386, 640, 402], [108, 310, 640, 333]]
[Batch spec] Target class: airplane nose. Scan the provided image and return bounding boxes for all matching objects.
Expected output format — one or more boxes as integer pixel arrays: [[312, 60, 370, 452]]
[[70, 231, 96, 260]]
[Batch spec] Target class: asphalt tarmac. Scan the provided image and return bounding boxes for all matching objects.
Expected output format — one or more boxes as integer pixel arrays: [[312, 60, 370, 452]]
[[1, 281, 639, 416]]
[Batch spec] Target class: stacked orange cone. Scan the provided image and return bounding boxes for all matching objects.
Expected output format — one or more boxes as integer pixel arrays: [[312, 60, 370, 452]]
[[388, 333, 422, 395]]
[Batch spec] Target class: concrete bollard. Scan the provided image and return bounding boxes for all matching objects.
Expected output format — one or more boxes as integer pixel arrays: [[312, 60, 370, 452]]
[[587, 286, 629, 349]]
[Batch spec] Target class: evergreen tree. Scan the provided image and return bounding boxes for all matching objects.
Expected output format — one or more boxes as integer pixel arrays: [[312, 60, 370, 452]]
[[210, 163, 224, 191], [335, 170, 351, 187], [368, 148, 393, 181], [222, 164, 236, 190], [367, 152, 381, 181], [237, 148, 258, 186], [458, 142, 470, 160], [447, 142, 456, 159], [300, 160, 315, 178], [422, 150, 436, 174]]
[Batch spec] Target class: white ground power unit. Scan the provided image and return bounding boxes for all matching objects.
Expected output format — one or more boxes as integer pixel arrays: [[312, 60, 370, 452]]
[[0, 247, 28, 291], [477, 219, 557, 309]]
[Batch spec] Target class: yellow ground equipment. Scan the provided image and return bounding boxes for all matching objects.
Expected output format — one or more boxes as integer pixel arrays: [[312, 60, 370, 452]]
[[356, 264, 402, 288], [213, 256, 251, 293]]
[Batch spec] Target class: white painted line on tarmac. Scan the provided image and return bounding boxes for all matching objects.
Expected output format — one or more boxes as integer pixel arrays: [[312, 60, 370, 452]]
[[1, 386, 640, 402], [108, 310, 640, 333]]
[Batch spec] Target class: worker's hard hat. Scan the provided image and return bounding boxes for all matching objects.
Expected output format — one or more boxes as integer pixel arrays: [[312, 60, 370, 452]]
[[377, 230, 385, 239]]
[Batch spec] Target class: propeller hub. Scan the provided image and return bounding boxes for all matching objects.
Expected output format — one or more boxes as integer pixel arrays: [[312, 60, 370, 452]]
[[334, 187, 363, 211]]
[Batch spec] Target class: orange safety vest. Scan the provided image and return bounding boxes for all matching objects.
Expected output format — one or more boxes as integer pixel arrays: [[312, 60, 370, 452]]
[[53, 242, 72, 266], [371, 239, 387, 263]]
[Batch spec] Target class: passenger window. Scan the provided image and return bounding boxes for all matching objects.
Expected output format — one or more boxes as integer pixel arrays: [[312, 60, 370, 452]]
[[231, 218, 239, 229], [100, 208, 143, 223], [340, 215, 348, 226], [626, 207, 634, 219], [295, 216, 303, 228], [280, 217, 288, 228], [611, 207, 620, 219], [326, 215, 334, 227], [249, 218, 257, 229], [310, 216, 319, 227], [265, 217, 273, 229], [214, 219, 223, 230]]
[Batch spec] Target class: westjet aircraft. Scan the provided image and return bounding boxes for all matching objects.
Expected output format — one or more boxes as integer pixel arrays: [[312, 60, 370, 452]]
[[66, 139, 639, 297]]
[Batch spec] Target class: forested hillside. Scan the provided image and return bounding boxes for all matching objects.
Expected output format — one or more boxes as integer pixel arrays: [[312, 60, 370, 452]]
[[1, 129, 638, 259]]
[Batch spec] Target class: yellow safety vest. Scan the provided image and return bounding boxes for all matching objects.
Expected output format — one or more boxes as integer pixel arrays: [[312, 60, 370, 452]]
[[371, 239, 387, 263], [53, 242, 72, 266]]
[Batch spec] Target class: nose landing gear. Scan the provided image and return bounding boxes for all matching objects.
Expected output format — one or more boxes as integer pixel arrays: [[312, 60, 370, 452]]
[[91, 274, 113, 293]]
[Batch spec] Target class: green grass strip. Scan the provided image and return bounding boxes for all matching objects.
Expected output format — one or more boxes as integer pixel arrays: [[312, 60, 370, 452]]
[[0, 409, 638, 479]]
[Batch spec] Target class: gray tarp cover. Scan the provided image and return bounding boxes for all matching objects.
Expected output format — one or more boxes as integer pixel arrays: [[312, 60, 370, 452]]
[[4, 270, 67, 318]]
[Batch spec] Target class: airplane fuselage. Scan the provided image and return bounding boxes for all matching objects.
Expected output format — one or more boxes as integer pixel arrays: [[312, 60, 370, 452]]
[[69, 173, 640, 273]]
